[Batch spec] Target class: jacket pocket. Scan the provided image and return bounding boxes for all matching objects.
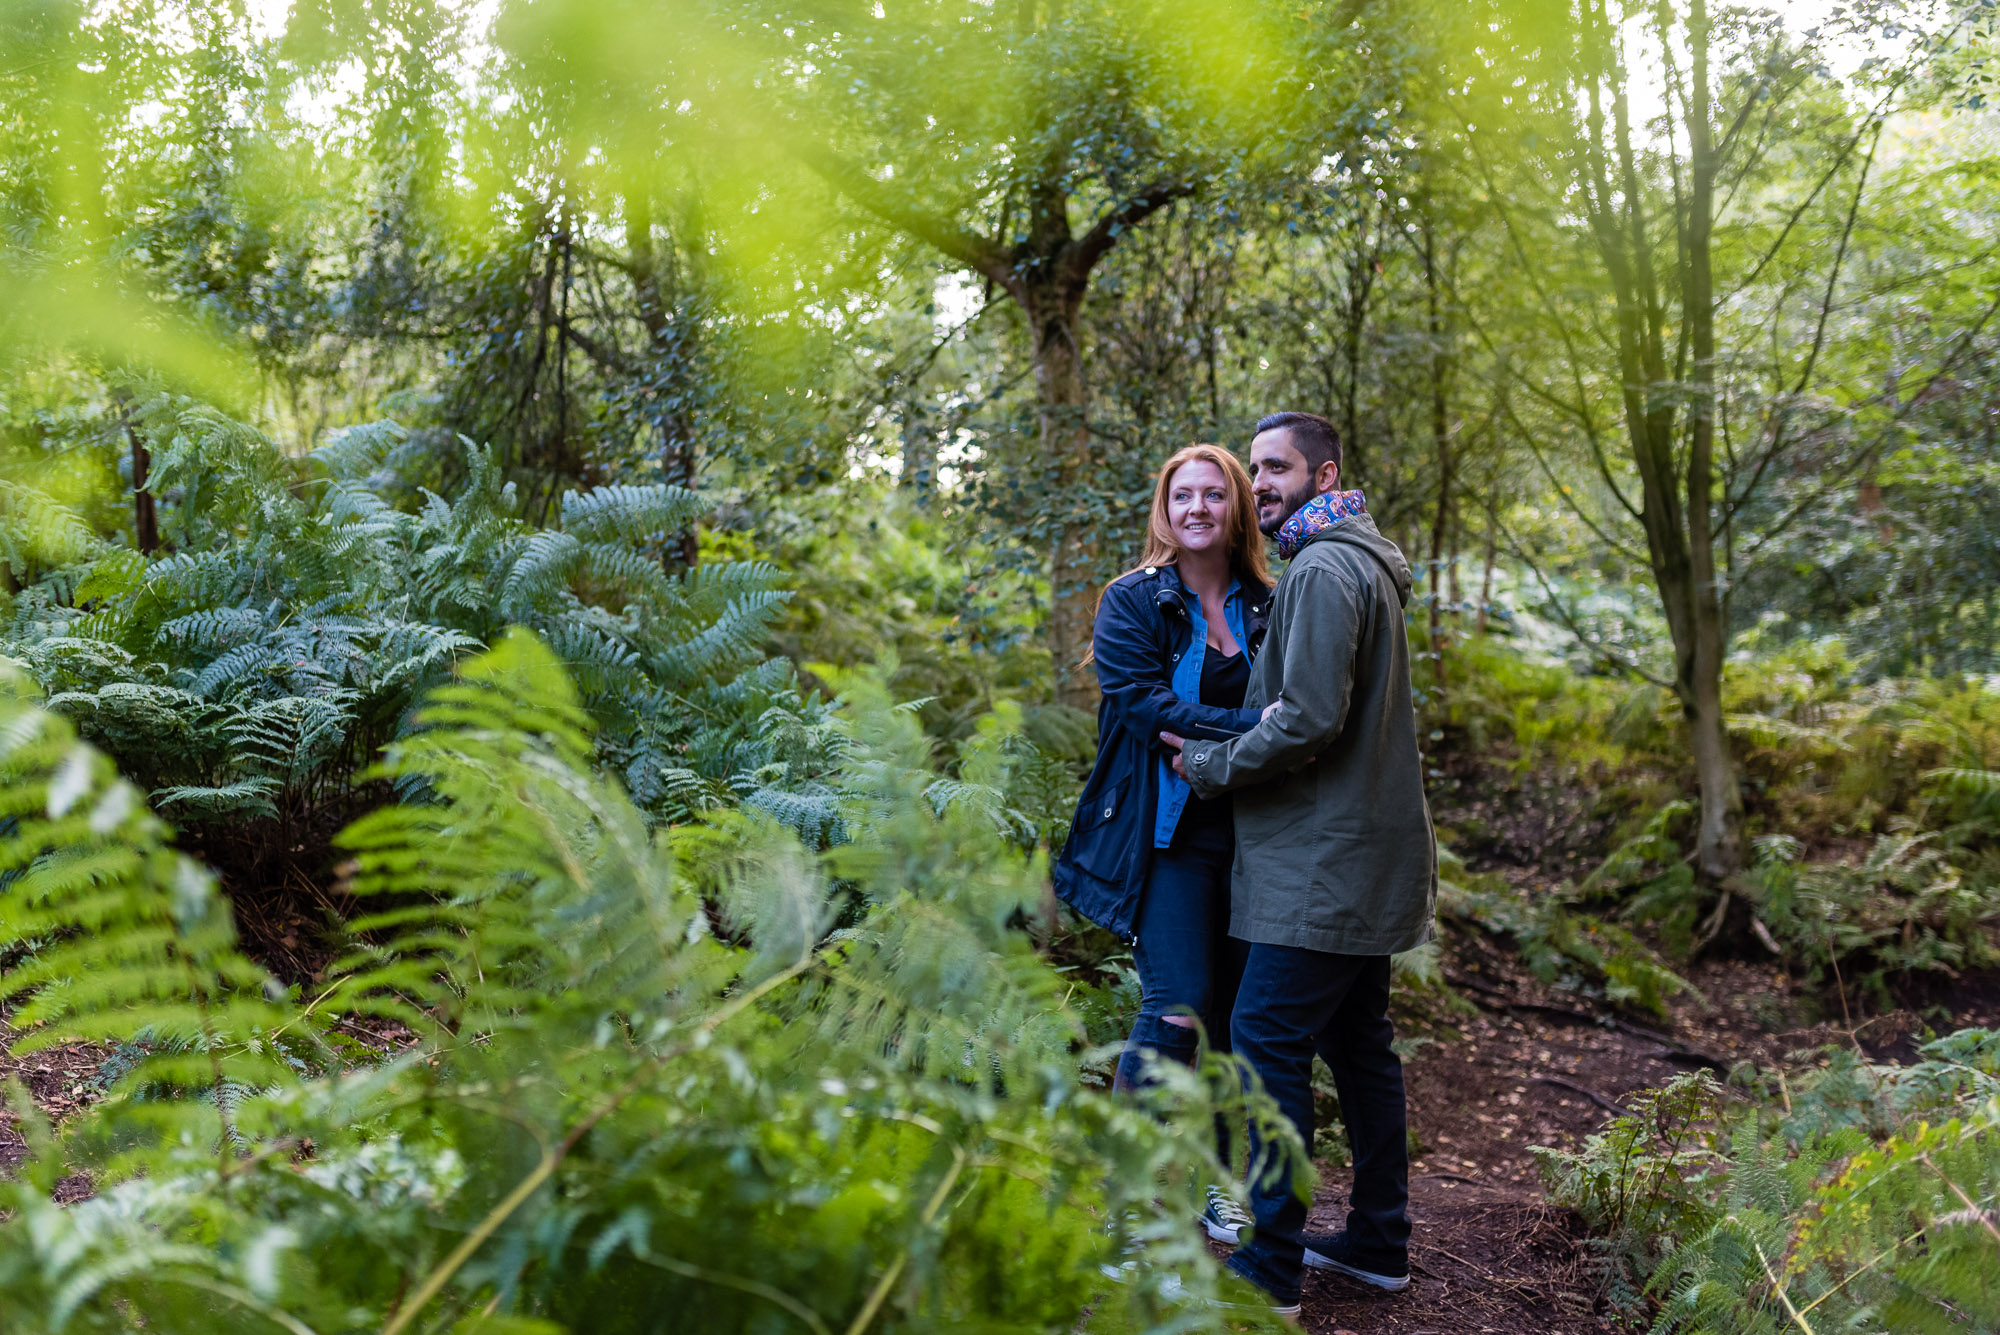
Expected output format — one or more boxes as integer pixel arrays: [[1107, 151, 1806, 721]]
[[1068, 779, 1131, 881]]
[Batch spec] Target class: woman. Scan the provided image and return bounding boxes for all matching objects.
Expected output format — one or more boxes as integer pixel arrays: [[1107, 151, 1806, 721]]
[[1052, 444, 1274, 1239]]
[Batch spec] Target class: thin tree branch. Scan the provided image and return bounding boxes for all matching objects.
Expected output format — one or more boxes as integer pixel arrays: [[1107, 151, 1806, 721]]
[[1733, 282, 2000, 546], [1066, 177, 1197, 282], [1505, 402, 1649, 565], [1499, 520, 1673, 689], [1720, 123, 1881, 523], [786, 140, 1011, 286], [1451, 129, 1644, 523]]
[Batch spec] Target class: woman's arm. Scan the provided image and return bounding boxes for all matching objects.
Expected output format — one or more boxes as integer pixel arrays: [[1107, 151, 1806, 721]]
[[1091, 581, 1261, 743]]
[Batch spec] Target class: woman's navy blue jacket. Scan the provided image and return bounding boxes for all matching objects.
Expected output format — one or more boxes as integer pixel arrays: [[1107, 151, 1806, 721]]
[[1051, 564, 1272, 942]]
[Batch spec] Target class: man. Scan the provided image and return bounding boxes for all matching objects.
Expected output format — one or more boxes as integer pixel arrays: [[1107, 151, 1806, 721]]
[[1161, 410, 1437, 1311]]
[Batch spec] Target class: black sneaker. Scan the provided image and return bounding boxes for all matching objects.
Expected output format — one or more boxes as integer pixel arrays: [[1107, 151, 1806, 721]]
[[1223, 1254, 1303, 1318], [1301, 1230, 1409, 1291], [1200, 1185, 1254, 1244]]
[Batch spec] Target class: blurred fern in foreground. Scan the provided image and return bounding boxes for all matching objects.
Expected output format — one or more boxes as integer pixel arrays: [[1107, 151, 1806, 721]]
[[0, 633, 1291, 1334]]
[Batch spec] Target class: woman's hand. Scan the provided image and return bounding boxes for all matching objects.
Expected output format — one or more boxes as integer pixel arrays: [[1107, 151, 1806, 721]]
[[1261, 700, 1284, 723], [1158, 730, 1188, 778]]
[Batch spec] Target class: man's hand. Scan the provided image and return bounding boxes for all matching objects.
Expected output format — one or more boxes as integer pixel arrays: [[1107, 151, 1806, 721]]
[[1261, 699, 1283, 723], [1158, 730, 1188, 779]]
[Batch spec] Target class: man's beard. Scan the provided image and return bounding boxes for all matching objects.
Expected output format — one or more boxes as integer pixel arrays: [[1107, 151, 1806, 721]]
[[1255, 480, 1315, 536]]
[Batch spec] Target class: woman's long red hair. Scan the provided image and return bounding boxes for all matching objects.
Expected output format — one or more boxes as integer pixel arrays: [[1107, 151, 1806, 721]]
[[1128, 444, 1270, 588], [1082, 444, 1269, 666]]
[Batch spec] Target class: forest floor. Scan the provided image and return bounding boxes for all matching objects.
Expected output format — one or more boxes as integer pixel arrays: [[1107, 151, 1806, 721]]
[[1281, 947, 1856, 1335], [1269, 751, 2000, 1335]]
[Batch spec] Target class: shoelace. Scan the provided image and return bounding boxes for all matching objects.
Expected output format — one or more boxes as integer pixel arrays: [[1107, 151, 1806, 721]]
[[1205, 1186, 1253, 1229]]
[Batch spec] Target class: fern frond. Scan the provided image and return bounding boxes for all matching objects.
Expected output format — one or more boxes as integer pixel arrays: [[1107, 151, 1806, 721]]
[[153, 777, 281, 821], [189, 642, 288, 699], [559, 483, 706, 544], [157, 606, 267, 650], [309, 420, 410, 481], [0, 479, 102, 575], [1930, 766, 2000, 799], [648, 589, 792, 681], [0, 681, 299, 1123], [498, 530, 584, 612]]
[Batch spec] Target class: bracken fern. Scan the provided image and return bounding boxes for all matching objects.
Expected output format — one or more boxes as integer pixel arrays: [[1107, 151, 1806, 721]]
[[0, 633, 1295, 1334]]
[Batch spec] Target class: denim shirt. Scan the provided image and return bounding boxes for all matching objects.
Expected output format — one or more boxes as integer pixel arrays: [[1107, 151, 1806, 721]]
[[1152, 576, 1253, 848]]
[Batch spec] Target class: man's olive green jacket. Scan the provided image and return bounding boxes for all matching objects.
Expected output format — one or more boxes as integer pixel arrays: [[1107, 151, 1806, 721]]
[[1181, 512, 1437, 956]]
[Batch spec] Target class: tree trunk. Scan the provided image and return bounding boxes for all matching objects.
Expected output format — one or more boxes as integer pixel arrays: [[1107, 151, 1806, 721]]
[[1422, 216, 1455, 694], [116, 396, 159, 555], [1582, 0, 1743, 881], [1478, 497, 1496, 636], [789, 142, 1189, 708], [1024, 279, 1099, 709], [1683, 0, 1743, 879], [130, 432, 158, 556], [1338, 216, 1381, 490]]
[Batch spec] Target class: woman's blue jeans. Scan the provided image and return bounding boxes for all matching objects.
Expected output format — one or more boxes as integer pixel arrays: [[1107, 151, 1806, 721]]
[[1116, 811, 1242, 1089]]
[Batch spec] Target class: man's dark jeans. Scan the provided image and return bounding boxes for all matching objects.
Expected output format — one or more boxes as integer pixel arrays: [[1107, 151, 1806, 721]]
[[1116, 811, 1241, 1089], [1227, 946, 1409, 1302]]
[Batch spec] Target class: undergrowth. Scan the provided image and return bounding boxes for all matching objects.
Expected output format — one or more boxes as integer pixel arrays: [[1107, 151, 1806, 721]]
[[0, 633, 1298, 1333], [1537, 1030, 2000, 1332], [1438, 632, 2000, 1007]]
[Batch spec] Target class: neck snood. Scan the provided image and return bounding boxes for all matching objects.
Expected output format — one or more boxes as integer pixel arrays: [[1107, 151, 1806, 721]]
[[1274, 489, 1368, 559]]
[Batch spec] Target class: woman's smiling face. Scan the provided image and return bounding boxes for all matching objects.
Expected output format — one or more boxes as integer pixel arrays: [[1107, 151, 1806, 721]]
[[1168, 458, 1230, 556]]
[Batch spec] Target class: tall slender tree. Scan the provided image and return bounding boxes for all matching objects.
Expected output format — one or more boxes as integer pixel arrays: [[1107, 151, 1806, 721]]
[[1449, 0, 2000, 883]]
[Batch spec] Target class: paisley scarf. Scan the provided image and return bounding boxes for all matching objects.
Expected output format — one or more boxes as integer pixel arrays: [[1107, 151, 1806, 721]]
[[1275, 488, 1369, 559]]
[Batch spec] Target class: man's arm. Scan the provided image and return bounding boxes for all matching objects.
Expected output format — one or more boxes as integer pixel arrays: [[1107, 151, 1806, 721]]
[[1174, 564, 1363, 797]]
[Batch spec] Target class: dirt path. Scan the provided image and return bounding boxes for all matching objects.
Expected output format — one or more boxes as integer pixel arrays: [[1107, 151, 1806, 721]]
[[1290, 1005, 1675, 1333], [1285, 945, 1843, 1335]]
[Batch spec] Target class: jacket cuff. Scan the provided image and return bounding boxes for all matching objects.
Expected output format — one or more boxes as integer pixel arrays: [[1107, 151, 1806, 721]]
[[1181, 739, 1225, 798]]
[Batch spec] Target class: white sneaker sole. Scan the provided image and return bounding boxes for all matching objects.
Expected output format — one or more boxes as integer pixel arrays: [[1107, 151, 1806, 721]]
[[1201, 1216, 1245, 1244], [1301, 1247, 1409, 1291]]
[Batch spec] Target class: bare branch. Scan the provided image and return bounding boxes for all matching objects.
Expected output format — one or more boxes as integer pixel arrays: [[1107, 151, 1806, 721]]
[[1736, 288, 2000, 567], [1501, 521, 1674, 690], [1065, 177, 1197, 283], [1506, 399, 1651, 566], [1720, 123, 1881, 522], [1452, 124, 1644, 524]]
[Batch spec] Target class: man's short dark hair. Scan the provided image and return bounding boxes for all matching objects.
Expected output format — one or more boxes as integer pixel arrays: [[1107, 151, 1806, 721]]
[[1254, 411, 1343, 477]]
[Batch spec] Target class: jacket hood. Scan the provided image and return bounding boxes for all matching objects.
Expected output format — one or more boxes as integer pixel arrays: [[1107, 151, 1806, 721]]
[[1298, 512, 1414, 607]]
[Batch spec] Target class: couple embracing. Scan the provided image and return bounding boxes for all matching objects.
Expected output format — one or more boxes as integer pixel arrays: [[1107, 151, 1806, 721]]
[[1053, 411, 1439, 1316]]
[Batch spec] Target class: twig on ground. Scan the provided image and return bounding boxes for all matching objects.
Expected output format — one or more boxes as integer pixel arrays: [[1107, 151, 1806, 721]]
[[1532, 1075, 1632, 1117], [1445, 973, 1730, 1069]]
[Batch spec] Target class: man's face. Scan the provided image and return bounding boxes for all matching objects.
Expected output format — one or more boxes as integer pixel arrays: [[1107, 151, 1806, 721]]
[[1248, 429, 1334, 535]]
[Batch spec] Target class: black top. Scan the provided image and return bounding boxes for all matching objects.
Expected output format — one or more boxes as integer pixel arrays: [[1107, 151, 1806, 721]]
[[1183, 644, 1250, 831], [1200, 644, 1250, 711]]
